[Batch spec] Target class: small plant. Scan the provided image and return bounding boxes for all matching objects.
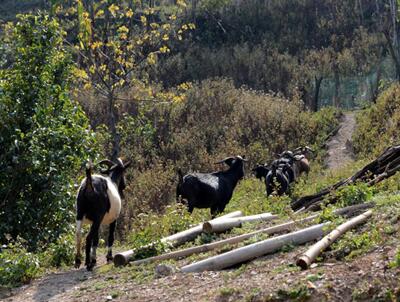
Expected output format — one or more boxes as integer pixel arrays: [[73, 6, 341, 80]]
[[41, 232, 75, 267], [389, 248, 400, 268], [218, 286, 239, 297], [274, 285, 311, 301], [335, 182, 373, 207], [331, 227, 380, 260], [0, 239, 41, 287]]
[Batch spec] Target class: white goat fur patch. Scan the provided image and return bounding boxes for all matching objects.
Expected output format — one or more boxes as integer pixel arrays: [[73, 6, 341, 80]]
[[79, 174, 121, 225]]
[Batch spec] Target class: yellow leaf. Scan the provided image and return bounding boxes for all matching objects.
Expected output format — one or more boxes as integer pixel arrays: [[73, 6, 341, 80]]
[[108, 4, 119, 17], [126, 9, 134, 18]]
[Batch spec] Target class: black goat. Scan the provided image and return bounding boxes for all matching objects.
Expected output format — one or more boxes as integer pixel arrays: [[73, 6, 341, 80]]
[[265, 164, 290, 196], [75, 158, 131, 271], [252, 164, 270, 181], [176, 156, 247, 217]]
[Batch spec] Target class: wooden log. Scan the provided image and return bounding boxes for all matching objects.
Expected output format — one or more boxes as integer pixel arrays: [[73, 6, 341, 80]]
[[202, 213, 278, 233], [113, 210, 243, 266], [128, 203, 374, 266], [296, 210, 373, 270], [181, 222, 329, 272]]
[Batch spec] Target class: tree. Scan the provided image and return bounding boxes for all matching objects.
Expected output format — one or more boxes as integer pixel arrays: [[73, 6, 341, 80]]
[[0, 14, 97, 250], [61, 0, 194, 160]]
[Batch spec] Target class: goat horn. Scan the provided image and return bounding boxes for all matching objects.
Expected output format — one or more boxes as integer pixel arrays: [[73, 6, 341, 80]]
[[214, 157, 234, 164], [97, 159, 115, 167], [123, 160, 132, 169]]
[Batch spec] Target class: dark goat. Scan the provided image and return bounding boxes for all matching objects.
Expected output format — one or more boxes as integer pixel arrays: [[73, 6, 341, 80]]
[[176, 156, 247, 217], [252, 164, 270, 181], [265, 163, 290, 196], [75, 158, 131, 271]]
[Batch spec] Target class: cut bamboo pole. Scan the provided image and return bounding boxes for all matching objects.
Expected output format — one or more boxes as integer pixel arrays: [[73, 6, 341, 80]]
[[203, 213, 278, 233], [181, 222, 329, 272], [130, 214, 314, 266], [128, 202, 374, 266], [113, 210, 242, 266], [296, 210, 373, 270]]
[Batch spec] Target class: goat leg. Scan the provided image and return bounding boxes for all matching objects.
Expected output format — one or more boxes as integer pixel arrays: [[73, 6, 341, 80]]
[[75, 220, 83, 269], [106, 220, 117, 262], [85, 220, 101, 271]]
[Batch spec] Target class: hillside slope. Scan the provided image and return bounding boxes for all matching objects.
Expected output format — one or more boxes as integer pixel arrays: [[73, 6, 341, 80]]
[[3, 111, 400, 302]]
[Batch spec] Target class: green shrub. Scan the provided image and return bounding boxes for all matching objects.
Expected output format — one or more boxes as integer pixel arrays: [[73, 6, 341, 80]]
[[0, 14, 97, 250], [353, 84, 400, 157], [390, 248, 400, 268], [335, 182, 374, 207], [0, 240, 40, 287], [41, 233, 75, 268]]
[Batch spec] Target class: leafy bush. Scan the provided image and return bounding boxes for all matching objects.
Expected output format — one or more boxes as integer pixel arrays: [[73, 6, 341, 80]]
[[0, 240, 40, 287], [0, 14, 97, 250], [335, 182, 374, 207], [41, 233, 75, 268], [353, 84, 400, 157]]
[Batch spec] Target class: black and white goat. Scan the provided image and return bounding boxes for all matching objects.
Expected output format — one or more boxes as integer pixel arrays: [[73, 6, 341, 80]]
[[265, 163, 290, 196], [75, 158, 131, 271], [176, 156, 247, 218]]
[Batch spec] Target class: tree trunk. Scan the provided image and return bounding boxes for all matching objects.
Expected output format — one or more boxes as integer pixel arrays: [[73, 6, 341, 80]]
[[333, 63, 340, 108], [312, 76, 323, 112], [296, 210, 372, 269], [371, 59, 382, 103], [384, 30, 400, 82], [108, 93, 120, 161]]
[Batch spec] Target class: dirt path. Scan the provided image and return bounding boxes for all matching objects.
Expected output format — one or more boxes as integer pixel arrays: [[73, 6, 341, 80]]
[[325, 112, 356, 170]]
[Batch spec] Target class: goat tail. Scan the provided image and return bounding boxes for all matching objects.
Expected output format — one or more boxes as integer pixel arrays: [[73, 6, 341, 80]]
[[85, 161, 94, 193]]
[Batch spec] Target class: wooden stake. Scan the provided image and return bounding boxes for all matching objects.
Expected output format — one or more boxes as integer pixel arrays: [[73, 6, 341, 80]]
[[296, 210, 373, 270]]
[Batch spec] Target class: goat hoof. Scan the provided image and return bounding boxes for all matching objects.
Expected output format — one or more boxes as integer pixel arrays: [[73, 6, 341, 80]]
[[86, 261, 96, 271], [74, 257, 81, 269], [106, 255, 113, 263]]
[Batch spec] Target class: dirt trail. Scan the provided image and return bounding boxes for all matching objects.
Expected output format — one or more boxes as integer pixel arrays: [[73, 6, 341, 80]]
[[325, 112, 356, 170], [3, 267, 93, 302]]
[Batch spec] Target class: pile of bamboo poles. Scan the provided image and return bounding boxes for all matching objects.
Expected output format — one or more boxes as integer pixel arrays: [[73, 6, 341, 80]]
[[114, 203, 373, 268], [114, 211, 243, 266], [291, 144, 400, 211]]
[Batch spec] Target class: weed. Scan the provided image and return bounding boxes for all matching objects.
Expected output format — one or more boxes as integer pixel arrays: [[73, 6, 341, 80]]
[[269, 284, 311, 301]]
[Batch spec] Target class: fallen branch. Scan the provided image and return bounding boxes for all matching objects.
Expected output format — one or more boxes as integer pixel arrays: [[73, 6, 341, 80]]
[[181, 222, 329, 272], [113, 210, 242, 266], [296, 210, 373, 270], [202, 213, 278, 233], [291, 144, 400, 211]]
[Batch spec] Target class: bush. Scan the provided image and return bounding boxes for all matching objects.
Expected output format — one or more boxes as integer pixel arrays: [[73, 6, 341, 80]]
[[0, 14, 97, 250], [0, 240, 40, 287], [41, 233, 75, 268], [113, 79, 340, 237], [335, 182, 374, 207], [353, 84, 400, 157]]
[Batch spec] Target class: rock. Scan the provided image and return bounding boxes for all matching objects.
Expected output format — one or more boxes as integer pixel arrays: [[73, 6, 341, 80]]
[[106, 295, 113, 301], [155, 264, 176, 278]]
